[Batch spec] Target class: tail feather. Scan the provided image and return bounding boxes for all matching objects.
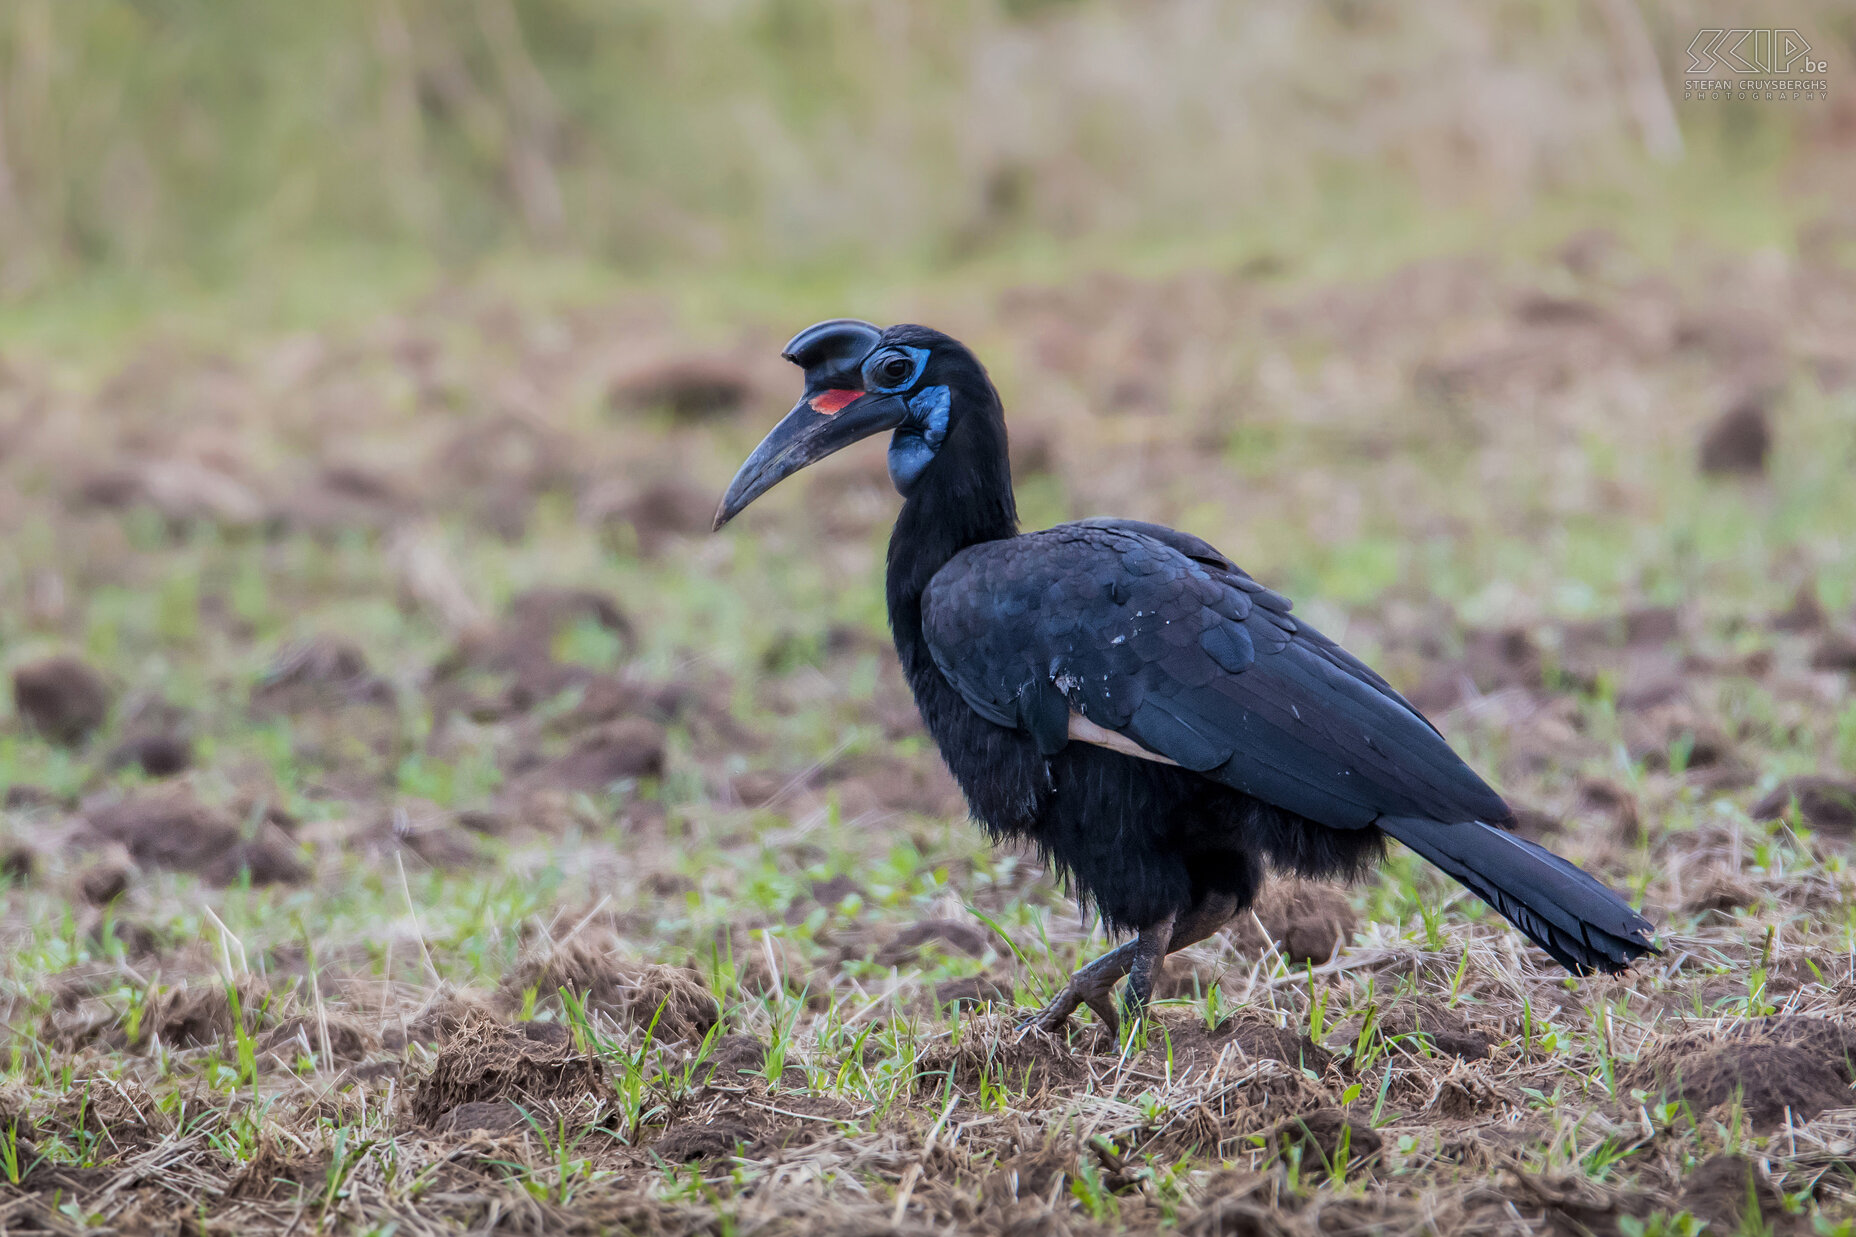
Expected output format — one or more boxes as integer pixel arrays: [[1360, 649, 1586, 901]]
[[1379, 816, 1657, 975]]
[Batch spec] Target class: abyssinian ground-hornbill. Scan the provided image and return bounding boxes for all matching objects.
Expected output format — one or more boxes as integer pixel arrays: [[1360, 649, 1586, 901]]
[[715, 319, 1657, 1034]]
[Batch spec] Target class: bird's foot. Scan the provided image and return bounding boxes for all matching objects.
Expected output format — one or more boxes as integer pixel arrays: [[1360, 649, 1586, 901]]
[[1017, 974, 1123, 1040]]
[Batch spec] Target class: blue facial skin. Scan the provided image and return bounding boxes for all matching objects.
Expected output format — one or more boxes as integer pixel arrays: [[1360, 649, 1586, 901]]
[[888, 384, 950, 493], [864, 346, 928, 395]]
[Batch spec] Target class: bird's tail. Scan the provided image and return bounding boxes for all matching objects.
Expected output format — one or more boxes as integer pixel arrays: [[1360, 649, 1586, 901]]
[[1377, 816, 1657, 974]]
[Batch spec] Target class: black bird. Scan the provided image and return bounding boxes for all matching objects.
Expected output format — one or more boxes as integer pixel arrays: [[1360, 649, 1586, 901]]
[[715, 319, 1656, 1034]]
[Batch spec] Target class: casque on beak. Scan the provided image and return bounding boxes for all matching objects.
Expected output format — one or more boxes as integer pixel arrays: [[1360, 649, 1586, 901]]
[[713, 319, 910, 529]]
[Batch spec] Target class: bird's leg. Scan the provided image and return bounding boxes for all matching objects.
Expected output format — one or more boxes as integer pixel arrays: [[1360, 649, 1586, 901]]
[[1019, 893, 1240, 1038], [1022, 937, 1141, 1038], [1163, 892, 1241, 953], [1120, 914, 1175, 1020]]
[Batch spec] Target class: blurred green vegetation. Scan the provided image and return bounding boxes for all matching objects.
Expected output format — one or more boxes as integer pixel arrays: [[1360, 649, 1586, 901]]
[[0, 0, 1845, 341]]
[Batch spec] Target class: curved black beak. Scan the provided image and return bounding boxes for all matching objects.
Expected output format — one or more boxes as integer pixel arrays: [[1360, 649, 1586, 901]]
[[712, 390, 909, 529], [714, 318, 904, 530]]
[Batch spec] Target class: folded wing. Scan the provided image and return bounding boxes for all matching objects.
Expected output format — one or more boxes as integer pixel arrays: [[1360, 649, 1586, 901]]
[[921, 520, 1656, 973]]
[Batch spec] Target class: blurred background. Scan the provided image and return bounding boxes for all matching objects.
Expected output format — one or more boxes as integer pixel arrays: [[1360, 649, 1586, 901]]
[[0, 0, 1849, 313]]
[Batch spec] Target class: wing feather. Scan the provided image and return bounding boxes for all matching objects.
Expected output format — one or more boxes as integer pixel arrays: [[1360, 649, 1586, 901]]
[[921, 521, 1509, 831]]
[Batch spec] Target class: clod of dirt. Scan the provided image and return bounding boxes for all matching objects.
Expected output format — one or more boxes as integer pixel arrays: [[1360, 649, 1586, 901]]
[[1579, 778, 1644, 846], [1377, 999, 1490, 1060], [1506, 805, 1560, 843], [224, 1134, 324, 1201], [252, 636, 394, 715], [1437, 1077, 1507, 1118], [148, 459, 269, 527], [1190, 1206, 1298, 1237], [346, 1061, 401, 1085], [542, 674, 719, 739], [702, 1034, 769, 1083], [506, 586, 634, 649], [13, 656, 112, 745], [0, 1085, 38, 1161], [433, 1100, 530, 1136], [1625, 703, 1734, 771], [816, 751, 966, 819], [76, 847, 135, 905], [72, 467, 144, 510], [1266, 1109, 1380, 1176], [1505, 1171, 1656, 1237], [654, 1116, 758, 1161], [81, 788, 307, 886], [1008, 424, 1058, 479], [447, 594, 615, 690], [610, 356, 752, 420], [1219, 1014, 1333, 1073], [1699, 396, 1772, 476], [435, 415, 577, 537], [1771, 581, 1828, 632], [74, 459, 267, 528], [499, 934, 719, 1043], [134, 980, 269, 1052], [581, 476, 719, 555], [915, 1017, 1089, 1093], [516, 719, 668, 795], [792, 874, 866, 919], [274, 463, 416, 537], [1679, 1155, 1804, 1234], [729, 770, 787, 809], [1410, 625, 1543, 712], [411, 1015, 615, 1127], [105, 732, 193, 778], [1, 842, 34, 883], [384, 988, 499, 1049], [1810, 628, 1856, 672], [1149, 1011, 1331, 1076], [1622, 606, 1680, 646], [931, 976, 1015, 1011], [1512, 291, 1603, 327], [257, 1015, 373, 1065], [433, 588, 636, 717], [1752, 776, 1856, 836], [1685, 873, 1758, 917], [1556, 226, 1620, 275], [873, 918, 992, 967], [1230, 879, 1357, 966], [1625, 1017, 1856, 1130], [359, 800, 486, 869], [4, 784, 63, 810]]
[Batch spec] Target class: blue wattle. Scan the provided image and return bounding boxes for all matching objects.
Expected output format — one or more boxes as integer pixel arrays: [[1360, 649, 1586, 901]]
[[888, 384, 950, 493]]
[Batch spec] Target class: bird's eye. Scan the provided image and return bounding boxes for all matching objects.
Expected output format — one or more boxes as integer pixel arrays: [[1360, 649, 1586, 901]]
[[881, 355, 912, 382]]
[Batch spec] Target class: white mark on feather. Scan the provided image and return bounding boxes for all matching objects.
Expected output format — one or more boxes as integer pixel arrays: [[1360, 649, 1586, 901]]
[[1110, 634, 1126, 645], [1067, 715, 1180, 766]]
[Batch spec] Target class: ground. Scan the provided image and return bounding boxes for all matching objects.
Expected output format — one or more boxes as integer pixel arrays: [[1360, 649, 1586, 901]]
[[3, 224, 1856, 1235]]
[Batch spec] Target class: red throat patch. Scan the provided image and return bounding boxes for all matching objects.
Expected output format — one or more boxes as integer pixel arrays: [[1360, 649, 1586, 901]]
[[809, 388, 864, 414]]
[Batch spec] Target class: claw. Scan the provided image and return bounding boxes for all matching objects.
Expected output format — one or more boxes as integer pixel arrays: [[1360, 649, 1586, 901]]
[[1017, 973, 1122, 1038]]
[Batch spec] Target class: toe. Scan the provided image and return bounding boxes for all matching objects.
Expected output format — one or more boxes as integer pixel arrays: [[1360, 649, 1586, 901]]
[[1083, 992, 1121, 1039]]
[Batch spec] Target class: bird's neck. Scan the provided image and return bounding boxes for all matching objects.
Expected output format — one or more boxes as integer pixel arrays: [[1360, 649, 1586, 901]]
[[885, 405, 1017, 671]]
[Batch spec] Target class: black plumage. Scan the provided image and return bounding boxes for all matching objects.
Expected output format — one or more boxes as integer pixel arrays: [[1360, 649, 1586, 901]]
[[717, 321, 1657, 1033]]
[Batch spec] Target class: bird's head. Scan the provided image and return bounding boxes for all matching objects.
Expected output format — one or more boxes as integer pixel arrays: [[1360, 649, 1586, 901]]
[[713, 320, 995, 529]]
